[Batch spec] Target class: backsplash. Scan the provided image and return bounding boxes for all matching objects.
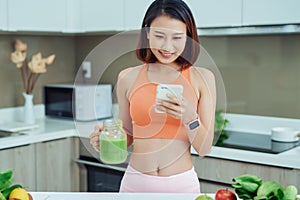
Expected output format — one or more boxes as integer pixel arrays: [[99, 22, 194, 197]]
[[75, 34, 300, 119], [202, 35, 300, 119], [0, 33, 299, 119], [0, 35, 76, 108]]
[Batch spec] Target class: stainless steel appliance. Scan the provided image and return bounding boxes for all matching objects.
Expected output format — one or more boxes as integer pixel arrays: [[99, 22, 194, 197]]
[[44, 84, 112, 121], [75, 138, 129, 192], [219, 131, 300, 154]]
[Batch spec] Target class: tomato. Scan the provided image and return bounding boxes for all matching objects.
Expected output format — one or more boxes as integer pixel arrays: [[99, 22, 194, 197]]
[[215, 188, 237, 200]]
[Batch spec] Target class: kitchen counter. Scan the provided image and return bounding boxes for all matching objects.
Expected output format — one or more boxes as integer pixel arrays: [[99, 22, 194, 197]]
[[0, 117, 299, 169], [29, 192, 207, 200], [29, 192, 300, 200]]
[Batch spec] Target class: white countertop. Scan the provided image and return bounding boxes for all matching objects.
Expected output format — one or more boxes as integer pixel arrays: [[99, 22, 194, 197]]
[[29, 192, 300, 200], [29, 192, 208, 200], [0, 117, 299, 169]]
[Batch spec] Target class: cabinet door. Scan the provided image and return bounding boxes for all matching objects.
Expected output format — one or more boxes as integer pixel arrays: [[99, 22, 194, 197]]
[[35, 137, 79, 192], [81, 0, 124, 32], [243, 0, 300, 26], [199, 180, 232, 193], [0, 145, 36, 191], [185, 0, 242, 28], [64, 0, 81, 33], [124, 0, 153, 30], [7, 0, 67, 32], [0, 0, 7, 30], [192, 156, 300, 188]]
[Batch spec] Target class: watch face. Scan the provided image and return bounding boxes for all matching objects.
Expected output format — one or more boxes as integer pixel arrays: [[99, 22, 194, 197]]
[[189, 120, 200, 130]]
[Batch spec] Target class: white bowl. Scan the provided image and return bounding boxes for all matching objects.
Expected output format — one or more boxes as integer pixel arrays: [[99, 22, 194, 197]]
[[271, 127, 300, 142]]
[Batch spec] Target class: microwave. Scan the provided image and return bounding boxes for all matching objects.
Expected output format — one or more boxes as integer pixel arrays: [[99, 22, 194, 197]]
[[44, 84, 112, 121]]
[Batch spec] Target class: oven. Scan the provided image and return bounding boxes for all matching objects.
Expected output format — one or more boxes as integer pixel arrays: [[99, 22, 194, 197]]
[[75, 137, 129, 192]]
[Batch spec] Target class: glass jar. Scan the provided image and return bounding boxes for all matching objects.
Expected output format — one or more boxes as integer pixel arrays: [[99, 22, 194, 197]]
[[100, 119, 127, 164]]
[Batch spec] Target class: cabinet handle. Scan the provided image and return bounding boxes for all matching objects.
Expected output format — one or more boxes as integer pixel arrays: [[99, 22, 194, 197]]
[[73, 159, 127, 172]]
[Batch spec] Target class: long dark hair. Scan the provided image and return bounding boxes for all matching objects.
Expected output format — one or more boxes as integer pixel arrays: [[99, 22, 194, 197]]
[[136, 0, 200, 69]]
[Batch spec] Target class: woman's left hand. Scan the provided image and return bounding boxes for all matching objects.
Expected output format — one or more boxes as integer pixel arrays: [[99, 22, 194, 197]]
[[156, 93, 197, 124]]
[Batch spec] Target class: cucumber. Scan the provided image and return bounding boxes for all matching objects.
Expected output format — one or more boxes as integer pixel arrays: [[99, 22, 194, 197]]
[[1, 184, 23, 199]]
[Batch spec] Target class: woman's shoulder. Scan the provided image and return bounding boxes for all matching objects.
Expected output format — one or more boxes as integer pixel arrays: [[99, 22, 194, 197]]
[[190, 66, 215, 80], [118, 64, 144, 81], [190, 66, 214, 75], [189, 66, 216, 94], [117, 64, 145, 98]]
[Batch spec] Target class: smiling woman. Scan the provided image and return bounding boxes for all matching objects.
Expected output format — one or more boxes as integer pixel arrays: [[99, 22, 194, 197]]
[[89, 0, 217, 194], [147, 16, 187, 66]]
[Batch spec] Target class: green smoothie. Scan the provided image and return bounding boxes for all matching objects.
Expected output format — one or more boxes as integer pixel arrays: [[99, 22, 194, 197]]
[[100, 137, 127, 164]]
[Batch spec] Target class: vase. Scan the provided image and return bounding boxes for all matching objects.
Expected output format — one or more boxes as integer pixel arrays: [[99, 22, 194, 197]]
[[23, 92, 35, 124]]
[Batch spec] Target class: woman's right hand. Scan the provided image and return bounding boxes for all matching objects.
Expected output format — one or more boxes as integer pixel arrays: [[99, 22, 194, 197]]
[[89, 124, 103, 152]]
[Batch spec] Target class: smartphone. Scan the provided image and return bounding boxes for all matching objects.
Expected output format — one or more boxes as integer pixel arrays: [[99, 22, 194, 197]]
[[155, 84, 183, 113]]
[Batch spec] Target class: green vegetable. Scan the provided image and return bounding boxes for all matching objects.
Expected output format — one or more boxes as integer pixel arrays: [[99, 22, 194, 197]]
[[232, 174, 263, 199], [256, 181, 284, 200], [0, 177, 13, 193], [232, 174, 299, 200], [194, 194, 214, 200], [1, 184, 23, 199], [214, 110, 229, 146], [284, 185, 298, 200], [233, 174, 263, 185], [253, 196, 268, 200], [239, 181, 261, 193], [235, 188, 255, 199], [0, 169, 13, 191], [0, 192, 6, 200]]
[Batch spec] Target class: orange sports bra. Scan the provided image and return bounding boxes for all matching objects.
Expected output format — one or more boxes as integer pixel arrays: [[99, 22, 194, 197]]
[[128, 64, 198, 141]]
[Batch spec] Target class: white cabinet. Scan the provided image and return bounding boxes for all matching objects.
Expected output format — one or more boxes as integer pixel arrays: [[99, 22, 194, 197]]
[[185, 0, 300, 28], [7, 0, 67, 32], [124, 0, 153, 30], [185, 0, 242, 28], [243, 0, 300, 26], [0, 0, 7, 30], [3, 0, 300, 33], [64, 0, 81, 33], [80, 0, 124, 32], [0, 144, 36, 191]]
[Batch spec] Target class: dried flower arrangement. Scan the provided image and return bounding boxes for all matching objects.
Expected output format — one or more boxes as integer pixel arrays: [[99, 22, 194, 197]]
[[10, 39, 56, 94]]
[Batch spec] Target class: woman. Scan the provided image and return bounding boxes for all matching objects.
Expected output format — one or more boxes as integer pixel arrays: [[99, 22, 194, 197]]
[[90, 0, 216, 193]]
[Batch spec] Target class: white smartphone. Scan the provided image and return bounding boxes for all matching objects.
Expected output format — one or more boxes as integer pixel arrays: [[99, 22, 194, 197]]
[[155, 84, 183, 113]]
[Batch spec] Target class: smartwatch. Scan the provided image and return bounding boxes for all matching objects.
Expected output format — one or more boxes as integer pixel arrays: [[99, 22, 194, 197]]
[[185, 116, 200, 130]]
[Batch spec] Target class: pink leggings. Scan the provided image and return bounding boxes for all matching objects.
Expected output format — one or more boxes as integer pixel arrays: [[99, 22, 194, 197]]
[[119, 165, 200, 193]]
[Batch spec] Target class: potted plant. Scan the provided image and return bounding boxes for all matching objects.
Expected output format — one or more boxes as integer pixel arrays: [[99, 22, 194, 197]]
[[214, 110, 229, 146]]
